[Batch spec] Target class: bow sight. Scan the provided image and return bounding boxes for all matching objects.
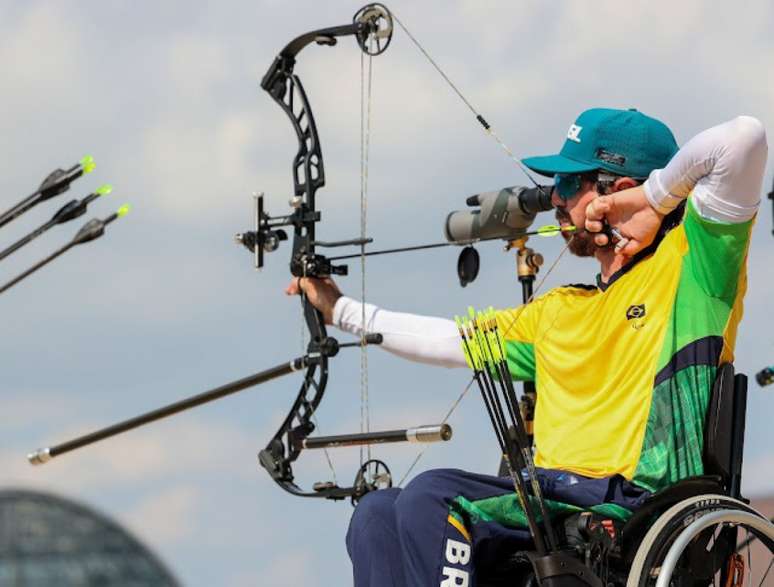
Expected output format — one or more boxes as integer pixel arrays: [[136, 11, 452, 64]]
[[235, 192, 367, 277]]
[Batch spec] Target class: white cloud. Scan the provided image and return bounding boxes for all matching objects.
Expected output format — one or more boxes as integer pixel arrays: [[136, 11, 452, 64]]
[[0, 3, 83, 119], [124, 485, 201, 545], [247, 551, 317, 587], [1, 415, 259, 493]]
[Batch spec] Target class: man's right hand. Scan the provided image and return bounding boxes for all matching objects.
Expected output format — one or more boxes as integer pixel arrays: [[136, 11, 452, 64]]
[[585, 185, 665, 257], [285, 277, 343, 325]]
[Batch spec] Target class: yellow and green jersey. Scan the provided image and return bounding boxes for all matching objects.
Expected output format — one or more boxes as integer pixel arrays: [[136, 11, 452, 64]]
[[494, 198, 753, 493]]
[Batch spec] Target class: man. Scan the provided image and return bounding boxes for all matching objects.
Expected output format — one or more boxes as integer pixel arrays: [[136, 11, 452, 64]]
[[286, 108, 767, 586]]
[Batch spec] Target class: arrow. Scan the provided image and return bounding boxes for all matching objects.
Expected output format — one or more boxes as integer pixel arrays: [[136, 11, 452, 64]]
[[0, 155, 96, 230], [328, 225, 577, 261], [0, 204, 130, 296], [0, 184, 112, 263]]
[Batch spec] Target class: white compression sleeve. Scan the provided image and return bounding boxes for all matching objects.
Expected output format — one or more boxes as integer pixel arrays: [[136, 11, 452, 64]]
[[332, 296, 468, 369], [644, 116, 768, 222]]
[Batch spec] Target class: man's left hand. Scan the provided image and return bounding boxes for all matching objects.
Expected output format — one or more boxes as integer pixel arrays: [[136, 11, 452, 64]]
[[585, 185, 664, 256]]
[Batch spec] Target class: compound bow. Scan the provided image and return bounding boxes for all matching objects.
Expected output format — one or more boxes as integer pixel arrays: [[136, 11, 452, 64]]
[[29, 3, 563, 505], [234, 3, 572, 501], [236, 4, 398, 501]]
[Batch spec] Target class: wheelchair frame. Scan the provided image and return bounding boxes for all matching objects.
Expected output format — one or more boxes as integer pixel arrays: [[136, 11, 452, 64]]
[[480, 364, 774, 587]]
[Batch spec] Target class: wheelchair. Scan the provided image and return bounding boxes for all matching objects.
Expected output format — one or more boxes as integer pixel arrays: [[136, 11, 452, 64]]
[[479, 364, 774, 587]]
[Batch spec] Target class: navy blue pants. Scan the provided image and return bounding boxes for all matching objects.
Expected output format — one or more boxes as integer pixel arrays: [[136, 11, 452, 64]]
[[346, 468, 650, 587]]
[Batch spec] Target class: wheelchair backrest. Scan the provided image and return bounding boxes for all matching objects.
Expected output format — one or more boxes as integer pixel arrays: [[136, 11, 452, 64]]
[[703, 363, 748, 498]]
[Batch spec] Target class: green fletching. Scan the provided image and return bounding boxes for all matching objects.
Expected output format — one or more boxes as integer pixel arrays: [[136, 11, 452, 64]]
[[117, 204, 131, 218], [80, 155, 96, 174], [536, 224, 577, 237], [95, 184, 112, 196], [474, 314, 492, 365], [466, 321, 484, 370], [536, 224, 561, 236], [492, 330, 505, 363]]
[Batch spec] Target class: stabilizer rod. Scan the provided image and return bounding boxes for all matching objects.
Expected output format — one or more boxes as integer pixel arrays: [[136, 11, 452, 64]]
[[28, 355, 310, 465], [299, 424, 452, 450]]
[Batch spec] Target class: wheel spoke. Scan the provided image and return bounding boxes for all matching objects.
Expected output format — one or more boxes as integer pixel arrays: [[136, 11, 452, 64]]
[[758, 557, 772, 587]]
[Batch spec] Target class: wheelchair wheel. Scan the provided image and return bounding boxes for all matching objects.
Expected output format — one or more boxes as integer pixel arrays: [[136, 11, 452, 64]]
[[626, 494, 774, 587]]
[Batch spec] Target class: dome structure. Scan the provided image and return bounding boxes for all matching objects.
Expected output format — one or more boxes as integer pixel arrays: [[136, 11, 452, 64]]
[[0, 489, 178, 586]]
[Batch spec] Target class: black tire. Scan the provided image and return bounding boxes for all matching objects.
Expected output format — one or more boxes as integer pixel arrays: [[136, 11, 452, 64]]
[[626, 494, 773, 587]]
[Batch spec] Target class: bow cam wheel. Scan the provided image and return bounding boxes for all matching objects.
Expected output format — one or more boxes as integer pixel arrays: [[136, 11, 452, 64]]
[[353, 3, 393, 56], [351, 459, 392, 505]]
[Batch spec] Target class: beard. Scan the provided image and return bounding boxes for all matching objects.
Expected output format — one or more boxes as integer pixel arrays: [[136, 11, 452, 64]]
[[555, 208, 597, 257]]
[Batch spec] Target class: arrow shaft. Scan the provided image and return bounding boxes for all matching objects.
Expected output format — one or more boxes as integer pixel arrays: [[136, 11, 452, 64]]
[[0, 241, 74, 295], [0, 194, 42, 229], [0, 219, 57, 263], [328, 227, 573, 262]]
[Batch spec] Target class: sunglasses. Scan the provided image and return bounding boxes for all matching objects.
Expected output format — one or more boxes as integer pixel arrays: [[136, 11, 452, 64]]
[[553, 174, 583, 200], [554, 171, 621, 200]]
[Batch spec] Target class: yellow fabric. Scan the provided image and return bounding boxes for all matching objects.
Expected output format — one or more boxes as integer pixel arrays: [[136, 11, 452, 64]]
[[494, 217, 747, 481], [447, 514, 472, 542]]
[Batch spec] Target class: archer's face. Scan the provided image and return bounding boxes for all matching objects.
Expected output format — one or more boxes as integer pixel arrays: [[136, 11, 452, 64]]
[[552, 178, 599, 257]]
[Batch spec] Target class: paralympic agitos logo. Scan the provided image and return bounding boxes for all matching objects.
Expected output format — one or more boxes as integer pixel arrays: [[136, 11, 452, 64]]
[[626, 304, 646, 330]]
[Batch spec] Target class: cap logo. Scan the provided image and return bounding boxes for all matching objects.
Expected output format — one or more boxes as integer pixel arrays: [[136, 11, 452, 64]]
[[596, 148, 626, 167], [567, 124, 583, 143]]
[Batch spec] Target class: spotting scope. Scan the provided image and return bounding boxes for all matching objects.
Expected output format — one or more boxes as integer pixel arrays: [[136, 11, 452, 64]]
[[444, 185, 553, 243]]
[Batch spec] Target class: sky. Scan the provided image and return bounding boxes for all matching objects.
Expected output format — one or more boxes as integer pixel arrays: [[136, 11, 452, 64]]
[[1, 1, 773, 585]]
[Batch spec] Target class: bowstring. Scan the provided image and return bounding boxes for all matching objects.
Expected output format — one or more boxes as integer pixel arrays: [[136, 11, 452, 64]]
[[359, 42, 374, 467]]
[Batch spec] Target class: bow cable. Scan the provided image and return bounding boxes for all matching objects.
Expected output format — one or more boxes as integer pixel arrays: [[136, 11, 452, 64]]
[[391, 13, 543, 190], [398, 376, 475, 486], [385, 11, 576, 485]]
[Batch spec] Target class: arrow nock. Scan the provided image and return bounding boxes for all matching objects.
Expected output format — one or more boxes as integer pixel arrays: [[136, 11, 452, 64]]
[[80, 155, 96, 175]]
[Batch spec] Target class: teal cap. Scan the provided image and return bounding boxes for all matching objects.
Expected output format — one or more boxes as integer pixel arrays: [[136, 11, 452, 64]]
[[522, 108, 678, 179]]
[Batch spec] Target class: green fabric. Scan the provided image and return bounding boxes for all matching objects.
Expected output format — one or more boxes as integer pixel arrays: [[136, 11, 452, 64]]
[[682, 198, 753, 300], [633, 364, 715, 493], [448, 492, 633, 535], [503, 340, 536, 381], [655, 202, 751, 372], [588, 503, 633, 522]]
